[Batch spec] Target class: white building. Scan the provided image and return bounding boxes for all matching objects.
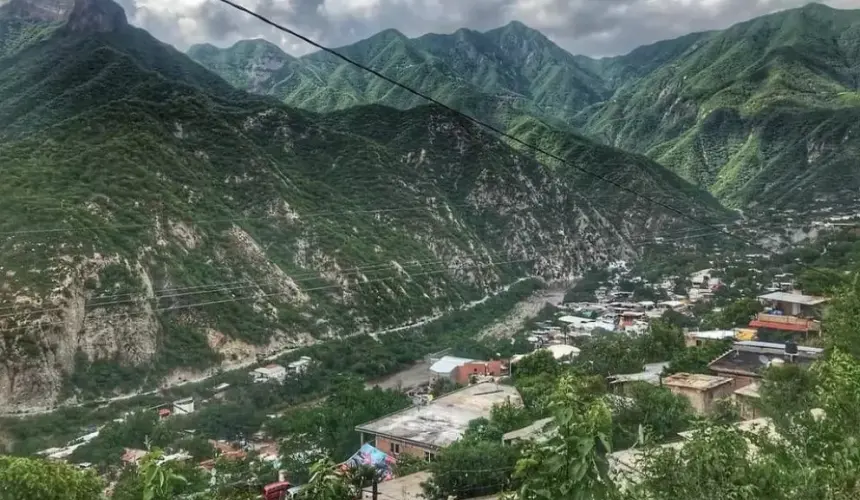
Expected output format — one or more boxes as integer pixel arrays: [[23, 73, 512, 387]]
[[288, 356, 312, 374], [172, 397, 195, 415], [429, 356, 474, 381], [251, 364, 288, 384]]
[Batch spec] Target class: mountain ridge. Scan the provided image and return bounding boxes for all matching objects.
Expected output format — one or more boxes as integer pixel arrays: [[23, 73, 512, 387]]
[[0, 0, 725, 411], [187, 2, 860, 209]]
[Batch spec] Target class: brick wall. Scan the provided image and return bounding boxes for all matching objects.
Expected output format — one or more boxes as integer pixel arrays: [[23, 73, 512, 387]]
[[452, 360, 504, 385], [374, 436, 434, 460]]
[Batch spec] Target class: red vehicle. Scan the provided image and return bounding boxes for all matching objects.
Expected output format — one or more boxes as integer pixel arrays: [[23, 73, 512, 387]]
[[262, 482, 292, 500]]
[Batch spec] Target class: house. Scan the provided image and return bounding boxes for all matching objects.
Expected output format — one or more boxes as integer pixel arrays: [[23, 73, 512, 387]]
[[429, 356, 474, 381], [355, 382, 522, 460], [362, 471, 430, 500], [212, 382, 230, 397], [288, 356, 312, 375], [662, 373, 735, 415], [608, 362, 669, 393], [733, 382, 761, 420], [618, 311, 645, 329], [543, 344, 580, 361], [708, 341, 823, 389], [751, 291, 828, 334], [451, 360, 506, 385], [172, 397, 195, 415], [121, 448, 148, 465], [251, 364, 287, 384], [502, 417, 554, 445], [684, 330, 736, 347]]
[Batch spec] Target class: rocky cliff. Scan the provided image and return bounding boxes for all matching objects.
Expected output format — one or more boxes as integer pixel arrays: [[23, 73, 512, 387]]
[[0, 0, 726, 411]]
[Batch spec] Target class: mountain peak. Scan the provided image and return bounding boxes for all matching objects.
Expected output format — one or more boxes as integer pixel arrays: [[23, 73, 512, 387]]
[[65, 0, 126, 32], [0, 0, 74, 21], [0, 0, 126, 31]]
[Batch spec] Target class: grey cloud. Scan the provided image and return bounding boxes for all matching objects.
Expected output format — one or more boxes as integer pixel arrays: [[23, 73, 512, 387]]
[[119, 0, 855, 57]]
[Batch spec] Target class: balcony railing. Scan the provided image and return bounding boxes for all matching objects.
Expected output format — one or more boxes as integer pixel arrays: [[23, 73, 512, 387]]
[[753, 313, 821, 331]]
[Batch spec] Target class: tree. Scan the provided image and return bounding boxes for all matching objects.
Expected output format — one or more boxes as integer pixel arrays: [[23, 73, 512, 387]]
[[823, 275, 860, 358], [610, 383, 692, 450], [297, 459, 356, 500], [628, 426, 770, 500], [513, 349, 561, 379], [515, 374, 616, 500], [758, 363, 818, 430], [664, 340, 731, 375], [637, 320, 685, 363], [0, 456, 104, 500], [424, 439, 521, 500], [575, 333, 643, 377], [139, 448, 189, 500]]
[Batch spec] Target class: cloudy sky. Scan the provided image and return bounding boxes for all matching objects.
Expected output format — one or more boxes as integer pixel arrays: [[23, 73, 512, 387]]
[[117, 0, 858, 57]]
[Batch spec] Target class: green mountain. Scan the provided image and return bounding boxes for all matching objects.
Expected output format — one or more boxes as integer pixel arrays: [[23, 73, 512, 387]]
[[187, 23, 609, 129], [190, 3, 860, 209], [0, 0, 723, 411], [583, 3, 860, 208]]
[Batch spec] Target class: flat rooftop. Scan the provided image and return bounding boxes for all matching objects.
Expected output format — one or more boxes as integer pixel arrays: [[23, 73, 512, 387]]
[[663, 373, 733, 391], [355, 382, 522, 449], [758, 291, 828, 306], [710, 342, 822, 376], [363, 472, 430, 500], [734, 382, 761, 399]]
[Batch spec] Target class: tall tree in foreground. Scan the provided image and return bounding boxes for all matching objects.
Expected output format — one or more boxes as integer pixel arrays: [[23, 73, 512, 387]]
[[0, 455, 104, 500], [514, 374, 616, 500]]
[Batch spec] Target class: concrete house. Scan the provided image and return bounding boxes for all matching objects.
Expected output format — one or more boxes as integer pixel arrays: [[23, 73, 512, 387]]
[[251, 364, 287, 384], [429, 356, 474, 381], [709, 341, 823, 389], [355, 382, 522, 460], [662, 372, 734, 415]]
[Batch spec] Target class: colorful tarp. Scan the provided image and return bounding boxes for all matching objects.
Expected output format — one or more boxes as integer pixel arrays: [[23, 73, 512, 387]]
[[340, 443, 396, 481]]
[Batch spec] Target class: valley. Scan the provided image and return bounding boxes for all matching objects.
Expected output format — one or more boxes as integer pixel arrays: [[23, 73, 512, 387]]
[[4, 1, 860, 499]]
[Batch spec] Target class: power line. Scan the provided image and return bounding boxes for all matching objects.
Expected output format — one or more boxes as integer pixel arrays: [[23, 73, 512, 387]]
[[0, 228, 724, 321], [210, 0, 844, 285], [0, 257, 537, 332]]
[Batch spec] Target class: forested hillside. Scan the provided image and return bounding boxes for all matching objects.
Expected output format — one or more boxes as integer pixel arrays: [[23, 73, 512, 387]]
[[0, 0, 723, 411], [191, 3, 860, 209]]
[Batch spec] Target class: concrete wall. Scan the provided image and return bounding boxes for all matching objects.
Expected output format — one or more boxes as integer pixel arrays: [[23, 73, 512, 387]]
[[668, 384, 735, 415], [734, 394, 760, 420], [453, 361, 504, 385], [374, 436, 432, 460]]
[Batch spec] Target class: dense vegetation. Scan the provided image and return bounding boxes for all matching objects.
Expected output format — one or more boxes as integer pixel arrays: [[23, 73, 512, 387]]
[[192, 4, 860, 209], [0, 0, 725, 410]]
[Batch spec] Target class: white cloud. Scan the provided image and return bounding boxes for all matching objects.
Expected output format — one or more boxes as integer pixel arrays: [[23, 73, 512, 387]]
[[115, 0, 857, 57]]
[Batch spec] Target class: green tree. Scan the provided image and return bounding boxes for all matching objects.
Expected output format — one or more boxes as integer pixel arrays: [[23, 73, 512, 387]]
[[297, 458, 356, 500], [0, 456, 104, 500], [575, 333, 643, 376], [515, 374, 616, 500], [424, 439, 521, 500], [637, 320, 685, 363], [823, 275, 860, 358], [610, 383, 692, 450], [139, 448, 189, 500]]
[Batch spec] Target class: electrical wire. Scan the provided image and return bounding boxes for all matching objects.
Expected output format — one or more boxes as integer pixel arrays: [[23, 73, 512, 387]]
[[210, 0, 845, 285]]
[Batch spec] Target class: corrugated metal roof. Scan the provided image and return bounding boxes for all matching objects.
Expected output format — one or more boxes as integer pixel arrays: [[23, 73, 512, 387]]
[[757, 291, 828, 305]]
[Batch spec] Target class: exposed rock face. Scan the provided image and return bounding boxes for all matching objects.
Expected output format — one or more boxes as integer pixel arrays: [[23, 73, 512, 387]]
[[65, 0, 126, 32], [0, 0, 126, 31], [0, 0, 75, 21]]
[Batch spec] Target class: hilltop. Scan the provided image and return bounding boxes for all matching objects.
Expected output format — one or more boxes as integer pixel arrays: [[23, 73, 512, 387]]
[[190, 3, 860, 208], [0, 0, 723, 410]]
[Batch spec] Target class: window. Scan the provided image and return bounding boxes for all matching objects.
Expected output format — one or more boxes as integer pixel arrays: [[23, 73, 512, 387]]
[[389, 442, 401, 455], [424, 451, 436, 462]]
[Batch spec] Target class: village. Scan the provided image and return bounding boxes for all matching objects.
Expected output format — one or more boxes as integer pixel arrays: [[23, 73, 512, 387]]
[[26, 240, 836, 500]]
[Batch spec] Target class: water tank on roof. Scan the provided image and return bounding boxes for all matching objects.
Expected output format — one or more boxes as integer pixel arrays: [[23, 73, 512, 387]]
[[785, 340, 799, 355]]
